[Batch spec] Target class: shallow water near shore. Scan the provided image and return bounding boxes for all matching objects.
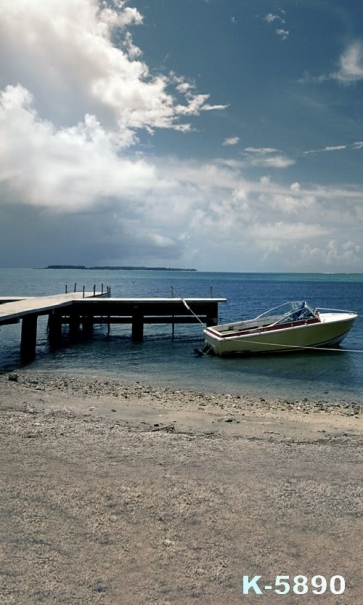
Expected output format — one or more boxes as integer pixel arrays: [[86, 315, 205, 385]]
[[1, 268, 363, 404]]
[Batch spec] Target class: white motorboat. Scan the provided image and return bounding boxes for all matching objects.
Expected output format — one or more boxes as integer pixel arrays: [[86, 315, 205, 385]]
[[203, 301, 357, 356]]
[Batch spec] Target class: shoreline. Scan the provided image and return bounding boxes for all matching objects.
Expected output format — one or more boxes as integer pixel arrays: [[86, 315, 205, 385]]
[[2, 370, 363, 442], [2, 371, 363, 604]]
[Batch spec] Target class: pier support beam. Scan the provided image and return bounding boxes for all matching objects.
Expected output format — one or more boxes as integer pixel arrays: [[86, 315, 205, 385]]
[[21, 314, 38, 362], [132, 311, 144, 342]]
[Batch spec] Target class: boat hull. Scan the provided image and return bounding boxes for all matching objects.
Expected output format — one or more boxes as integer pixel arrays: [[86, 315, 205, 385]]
[[204, 312, 357, 356]]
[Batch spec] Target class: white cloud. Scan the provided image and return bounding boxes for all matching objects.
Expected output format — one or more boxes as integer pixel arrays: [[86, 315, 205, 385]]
[[122, 31, 143, 59], [290, 182, 301, 193], [300, 240, 361, 267], [331, 42, 363, 83], [2, 89, 357, 267], [0, 1, 362, 272], [0, 84, 166, 211], [264, 13, 285, 24], [1, 89, 362, 270], [263, 12, 288, 40], [202, 103, 229, 111], [244, 148, 295, 168], [276, 29, 289, 40], [99, 3, 143, 29], [0, 0, 224, 137], [304, 143, 362, 154], [322, 145, 347, 152], [268, 193, 314, 215], [251, 156, 295, 168], [305, 42, 363, 85], [223, 137, 240, 146], [252, 222, 327, 247], [245, 147, 279, 154]]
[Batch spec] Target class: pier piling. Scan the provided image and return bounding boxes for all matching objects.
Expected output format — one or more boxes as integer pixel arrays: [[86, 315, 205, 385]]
[[20, 314, 38, 362], [132, 309, 144, 342], [48, 311, 63, 344], [69, 313, 80, 340]]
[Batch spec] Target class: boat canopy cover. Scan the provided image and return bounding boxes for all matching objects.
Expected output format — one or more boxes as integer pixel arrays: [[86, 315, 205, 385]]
[[255, 301, 318, 325]]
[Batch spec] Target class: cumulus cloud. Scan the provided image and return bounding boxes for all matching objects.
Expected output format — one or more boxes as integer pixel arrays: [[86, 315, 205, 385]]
[[300, 240, 361, 267], [0, 84, 166, 210], [0, 0, 224, 136], [0, 0, 362, 271], [0, 0, 227, 215], [331, 42, 363, 83]]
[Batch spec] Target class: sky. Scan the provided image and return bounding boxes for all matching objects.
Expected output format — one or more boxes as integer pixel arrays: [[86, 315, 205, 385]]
[[1, 0, 363, 272]]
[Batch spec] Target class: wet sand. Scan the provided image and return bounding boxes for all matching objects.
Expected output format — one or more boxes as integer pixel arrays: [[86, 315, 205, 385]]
[[1, 371, 363, 604]]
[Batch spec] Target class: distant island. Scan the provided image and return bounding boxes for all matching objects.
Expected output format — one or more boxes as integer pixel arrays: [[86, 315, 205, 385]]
[[45, 265, 197, 272]]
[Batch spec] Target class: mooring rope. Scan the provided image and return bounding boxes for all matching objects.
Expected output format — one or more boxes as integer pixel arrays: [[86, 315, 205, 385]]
[[217, 338, 363, 354], [180, 298, 206, 326]]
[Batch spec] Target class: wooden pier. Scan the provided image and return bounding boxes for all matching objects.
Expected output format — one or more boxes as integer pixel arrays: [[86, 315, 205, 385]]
[[0, 293, 226, 361]]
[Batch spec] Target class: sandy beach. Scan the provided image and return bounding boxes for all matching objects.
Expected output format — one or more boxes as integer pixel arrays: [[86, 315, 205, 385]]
[[1, 371, 363, 604]]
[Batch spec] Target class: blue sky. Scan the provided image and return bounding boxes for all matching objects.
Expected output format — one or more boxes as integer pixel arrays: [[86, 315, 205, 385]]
[[0, 0, 363, 271]]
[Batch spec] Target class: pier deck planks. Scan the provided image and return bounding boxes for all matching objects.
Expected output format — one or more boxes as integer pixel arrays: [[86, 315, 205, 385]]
[[0, 292, 99, 324]]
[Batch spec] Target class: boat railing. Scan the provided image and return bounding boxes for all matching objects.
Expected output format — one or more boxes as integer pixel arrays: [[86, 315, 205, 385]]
[[316, 307, 357, 314]]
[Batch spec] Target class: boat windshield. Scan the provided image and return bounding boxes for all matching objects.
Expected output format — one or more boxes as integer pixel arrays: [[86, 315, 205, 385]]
[[255, 301, 318, 325]]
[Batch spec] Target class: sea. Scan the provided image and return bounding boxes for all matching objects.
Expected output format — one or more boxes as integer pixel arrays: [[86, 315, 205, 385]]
[[1, 268, 363, 404]]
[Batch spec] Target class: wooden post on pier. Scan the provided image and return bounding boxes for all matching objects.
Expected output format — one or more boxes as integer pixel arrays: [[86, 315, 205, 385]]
[[48, 311, 63, 344], [206, 314, 217, 326], [69, 313, 80, 341], [206, 303, 218, 327], [20, 314, 37, 361], [132, 309, 144, 341], [82, 315, 94, 336]]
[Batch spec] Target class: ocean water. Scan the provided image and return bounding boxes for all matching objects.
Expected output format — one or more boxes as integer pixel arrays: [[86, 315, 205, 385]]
[[1, 268, 363, 403]]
